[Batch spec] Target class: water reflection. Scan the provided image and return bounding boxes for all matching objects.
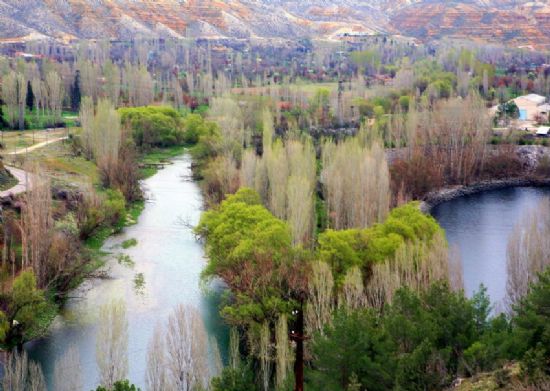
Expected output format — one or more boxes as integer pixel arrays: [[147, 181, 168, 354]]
[[432, 187, 550, 306], [25, 155, 228, 390]]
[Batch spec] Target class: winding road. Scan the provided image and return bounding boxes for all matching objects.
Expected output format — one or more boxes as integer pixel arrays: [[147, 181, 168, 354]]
[[0, 136, 67, 198]]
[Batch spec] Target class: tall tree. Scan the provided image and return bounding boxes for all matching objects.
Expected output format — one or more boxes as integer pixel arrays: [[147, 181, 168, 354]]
[[54, 345, 82, 391], [96, 299, 129, 389], [70, 69, 82, 112], [2, 72, 27, 130], [26, 80, 34, 112], [165, 304, 209, 391], [2, 351, 46, 391], [45, 71, 63, 124]]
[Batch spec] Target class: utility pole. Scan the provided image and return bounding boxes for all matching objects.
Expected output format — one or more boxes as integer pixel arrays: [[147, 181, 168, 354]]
[[290, 301, 306, 391]]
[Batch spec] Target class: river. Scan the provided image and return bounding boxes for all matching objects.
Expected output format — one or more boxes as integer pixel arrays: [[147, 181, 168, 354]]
[[24, 159, 550, 389], [432, 186, 550, 308], [25, 155, 228, 390]]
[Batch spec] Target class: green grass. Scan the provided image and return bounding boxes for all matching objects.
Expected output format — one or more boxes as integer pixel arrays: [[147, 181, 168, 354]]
[[126, 200, 145, 226], [85, 225, 115, 251], [117, 254, 135, 268], [141, 145, 186, 163], [1, 106, 78, 130], [0, 167, 17, 191]]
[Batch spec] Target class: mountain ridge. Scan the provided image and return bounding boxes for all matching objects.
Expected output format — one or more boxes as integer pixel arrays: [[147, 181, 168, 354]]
[[0, 0, 549, 48]]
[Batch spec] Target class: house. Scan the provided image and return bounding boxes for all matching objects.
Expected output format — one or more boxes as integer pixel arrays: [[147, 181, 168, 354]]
[[536, 126, 550, 137], [512, 94, 548, 121]]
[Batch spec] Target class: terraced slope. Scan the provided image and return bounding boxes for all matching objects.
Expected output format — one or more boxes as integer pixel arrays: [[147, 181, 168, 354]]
[[0, 0, 549, 48]]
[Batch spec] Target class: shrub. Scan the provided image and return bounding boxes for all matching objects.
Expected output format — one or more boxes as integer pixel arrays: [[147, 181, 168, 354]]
[[119, 106, 185, 149], [104, 189, 126, 231]]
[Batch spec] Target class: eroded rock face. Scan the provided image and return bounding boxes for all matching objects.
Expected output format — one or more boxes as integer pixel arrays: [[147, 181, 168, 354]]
[[0, 0, 549, 47], [390, 1, 550, 48]]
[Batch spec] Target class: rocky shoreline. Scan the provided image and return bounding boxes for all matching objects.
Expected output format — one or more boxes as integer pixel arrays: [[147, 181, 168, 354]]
[[420, 177, 550, 214]]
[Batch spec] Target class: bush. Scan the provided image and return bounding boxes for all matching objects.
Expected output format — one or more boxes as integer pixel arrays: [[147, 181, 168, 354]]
[[390, 153, 444, 200], [119, 106, 185, 149], [104, 189, 126, 231], [481, 147, 523, 179]]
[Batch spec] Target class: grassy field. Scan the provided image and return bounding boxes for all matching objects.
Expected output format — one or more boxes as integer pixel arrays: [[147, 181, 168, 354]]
[[0, 128, 73, 154], [1, 107, 78, 130], [5, 137, 98, 186]]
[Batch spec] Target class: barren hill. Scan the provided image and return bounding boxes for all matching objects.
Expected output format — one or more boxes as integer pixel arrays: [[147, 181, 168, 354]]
[[0, 0, 549, 47]]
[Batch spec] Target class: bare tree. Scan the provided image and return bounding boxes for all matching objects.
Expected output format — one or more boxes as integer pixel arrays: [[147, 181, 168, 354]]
[[80, 98, 121, 186], [96, 299, 129, 389], [20, 165, 53, 287], [507, 199, 550, 307], [339, 266, 365, 310], [366, 231, 451, 308], [322, 136, 390, 229], [46, 71, 63, 124], [79, 96, 95, 159], [54, 345, 82, 391], [103, 60, 121, 106], [229, 327, 241, 369], [259, 321, 272, 391], [2, 71, 27, 129], [306, 261, 334, 335], [165, 304, 209, 391], [2, 351, 46, 391], [276, 314, 292, 389], [31, 77, 44, 121], [146, 324, 167, 391]]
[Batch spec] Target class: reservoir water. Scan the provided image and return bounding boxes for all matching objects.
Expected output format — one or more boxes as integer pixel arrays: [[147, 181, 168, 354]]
[[432, 186, 550, 307], [25, 155, 228, 390]]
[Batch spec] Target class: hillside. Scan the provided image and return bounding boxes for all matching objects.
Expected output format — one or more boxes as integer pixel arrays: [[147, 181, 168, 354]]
[[0, 0, 549, 47]]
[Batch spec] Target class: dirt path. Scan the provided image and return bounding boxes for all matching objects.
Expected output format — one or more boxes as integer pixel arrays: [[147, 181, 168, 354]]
[[5, 136, 67, 155], [0, 166, 29, 198], [0, 136, 67, 198]]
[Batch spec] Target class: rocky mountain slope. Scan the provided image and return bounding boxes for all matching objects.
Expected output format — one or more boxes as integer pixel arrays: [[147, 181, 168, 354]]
[[0, 0, 549, 47]]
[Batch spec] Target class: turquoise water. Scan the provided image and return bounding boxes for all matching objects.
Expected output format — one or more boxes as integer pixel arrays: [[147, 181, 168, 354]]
[[25, 155, 228, 390]]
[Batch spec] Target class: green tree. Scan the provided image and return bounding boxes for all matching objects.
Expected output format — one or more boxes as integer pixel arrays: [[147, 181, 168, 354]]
[[25, 80, 34, 112], [211, 362, 258, 391], [93, 380, 141, 391], [512, 268, 550, 381], [71, 70, 81, 112], [5, 271, 47, 347], [308, 309, 396, 391], [118, 106, 185, 149], [195, 188, 301, 323]]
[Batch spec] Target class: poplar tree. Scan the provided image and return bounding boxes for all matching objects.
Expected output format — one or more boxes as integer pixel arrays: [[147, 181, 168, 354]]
[[25, 80, 34, 112], [70, 70, 81, 112]]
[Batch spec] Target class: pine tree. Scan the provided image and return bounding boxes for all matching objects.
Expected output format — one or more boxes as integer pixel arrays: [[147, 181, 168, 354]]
[[0, 104, 6, 129], [71, 70, 81, 112], [26, 80, 34, 112]]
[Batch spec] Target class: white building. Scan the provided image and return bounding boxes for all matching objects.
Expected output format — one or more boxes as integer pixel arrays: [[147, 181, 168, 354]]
[[512, 94, 548, 121]]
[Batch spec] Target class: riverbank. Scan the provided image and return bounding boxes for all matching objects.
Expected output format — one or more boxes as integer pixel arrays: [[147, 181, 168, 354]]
[[420, 176, 550, 213], [26, 153, 227, 390]]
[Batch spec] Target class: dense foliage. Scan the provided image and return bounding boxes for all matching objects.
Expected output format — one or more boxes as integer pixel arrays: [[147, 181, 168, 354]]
[[119, 106, 186, 149], [318, 202, 441, 283], [307, 268, 550, 390], [195, 188, 304, 323]]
